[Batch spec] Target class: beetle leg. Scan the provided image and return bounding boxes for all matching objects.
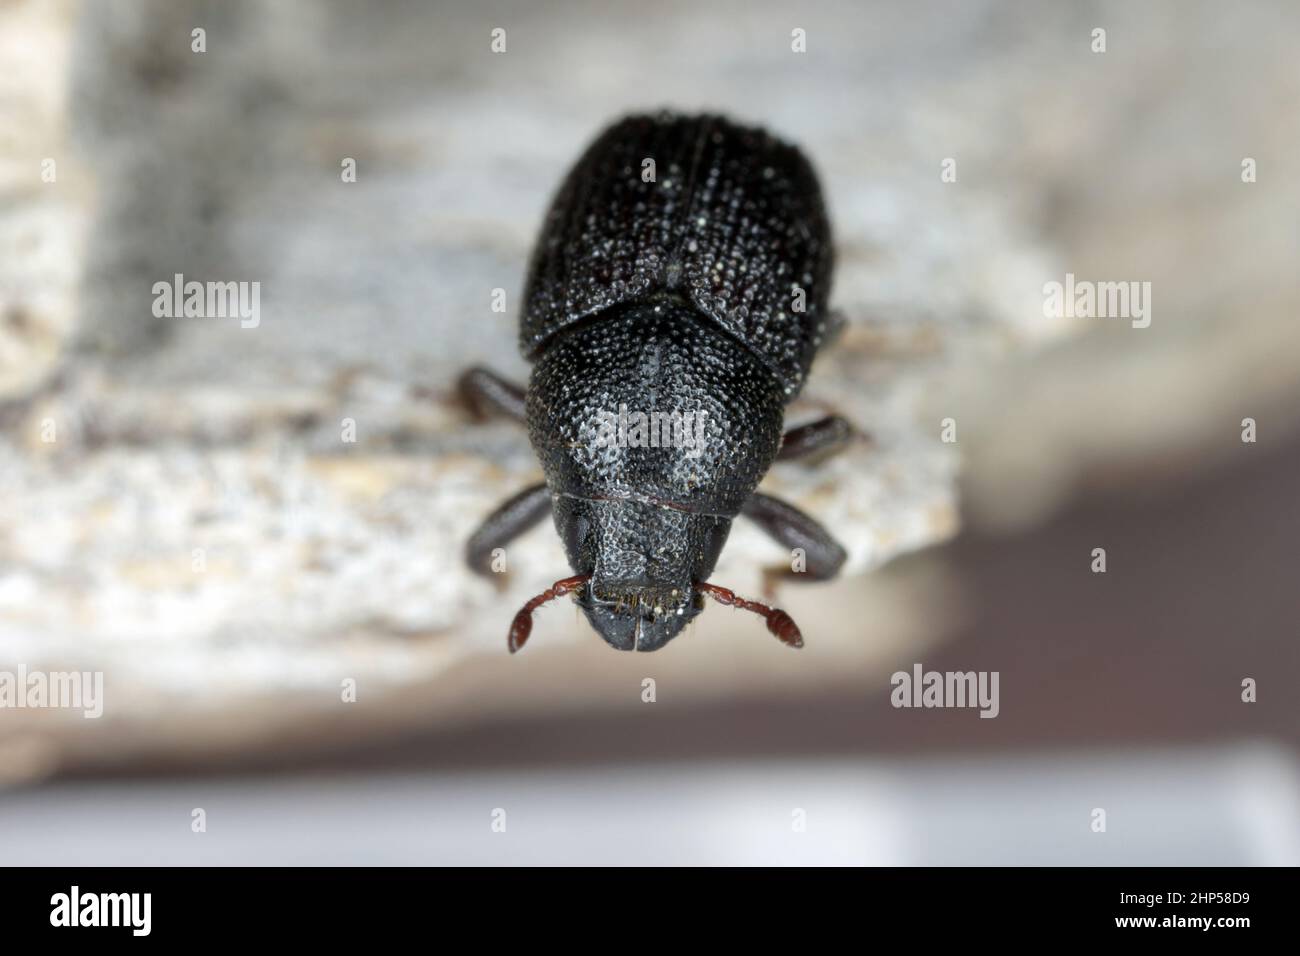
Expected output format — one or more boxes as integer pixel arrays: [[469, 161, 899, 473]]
[[776, 414, 855, 461], [741, 491, 847, 596], [465, 483, 553, 577], [458, 366, 528, 424]]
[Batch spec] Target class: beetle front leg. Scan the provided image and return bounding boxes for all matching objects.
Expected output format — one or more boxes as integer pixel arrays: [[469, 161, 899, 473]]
[[458, 366, 528, 424], [776, 414, 855, 461], [465, 483, 553, 577], [741, 491, 847, 595]]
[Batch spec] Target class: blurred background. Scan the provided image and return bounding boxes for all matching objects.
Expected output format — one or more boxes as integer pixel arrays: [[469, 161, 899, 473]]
[[0, 0, 1297, 864]]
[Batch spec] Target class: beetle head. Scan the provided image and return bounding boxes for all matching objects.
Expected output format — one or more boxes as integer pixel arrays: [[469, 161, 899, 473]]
[[576, 583, 704, 652], [554, 495, 729, 651], [506, 495, 805, 654]]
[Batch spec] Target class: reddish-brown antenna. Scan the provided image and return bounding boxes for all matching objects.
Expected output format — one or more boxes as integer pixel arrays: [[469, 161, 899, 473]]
[[694, 581, 804, 648], [508, 574, 591, 653]]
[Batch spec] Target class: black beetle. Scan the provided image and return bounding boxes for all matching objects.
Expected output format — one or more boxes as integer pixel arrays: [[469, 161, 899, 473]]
[[460, 112, 851, 653]]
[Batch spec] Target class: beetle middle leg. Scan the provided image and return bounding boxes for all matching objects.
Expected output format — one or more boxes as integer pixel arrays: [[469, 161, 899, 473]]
[[741, 490, 847, 596], [776, 414, 854, 461], [465, 482, 553, 577], [458, 366, 527, 424]]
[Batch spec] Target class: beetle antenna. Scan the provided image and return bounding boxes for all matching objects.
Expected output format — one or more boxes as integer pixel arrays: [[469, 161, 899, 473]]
[[509, 574, 591, 653], [694, 581, 804, 648]]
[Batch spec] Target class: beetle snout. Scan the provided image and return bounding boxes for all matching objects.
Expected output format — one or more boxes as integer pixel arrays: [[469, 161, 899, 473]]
[[579, 584, 702, 652]]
